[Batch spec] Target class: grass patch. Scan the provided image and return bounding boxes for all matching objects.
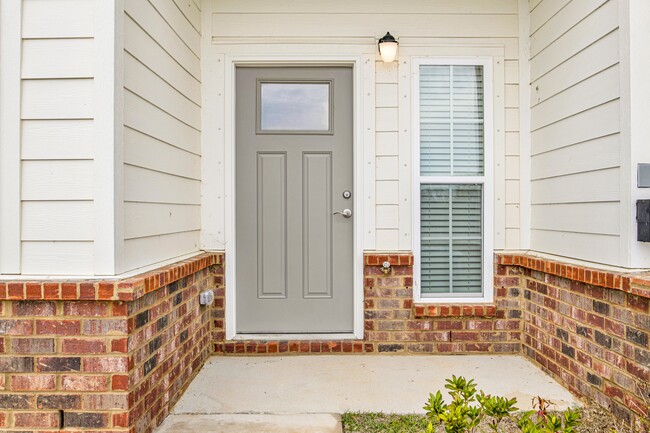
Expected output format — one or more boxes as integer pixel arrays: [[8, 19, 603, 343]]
[[342, 406, 635, 433], [342, 412, 429, 433]]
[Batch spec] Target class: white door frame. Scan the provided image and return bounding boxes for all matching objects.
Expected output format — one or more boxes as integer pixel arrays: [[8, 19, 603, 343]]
[[221, 53, 369, 340]]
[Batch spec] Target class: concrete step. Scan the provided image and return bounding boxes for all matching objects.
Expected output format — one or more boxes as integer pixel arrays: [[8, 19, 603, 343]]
[[155, 414, 342, 433]]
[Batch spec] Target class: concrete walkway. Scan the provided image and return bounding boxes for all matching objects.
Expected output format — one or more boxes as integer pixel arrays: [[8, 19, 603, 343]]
[[156, 355, 579, 433]]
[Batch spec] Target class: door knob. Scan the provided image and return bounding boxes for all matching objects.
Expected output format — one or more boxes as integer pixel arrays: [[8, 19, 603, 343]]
[[333, 209, 352, 218]]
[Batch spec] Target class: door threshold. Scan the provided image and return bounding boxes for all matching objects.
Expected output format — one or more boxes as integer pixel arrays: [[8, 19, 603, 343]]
[[232, 333, 359, 341]]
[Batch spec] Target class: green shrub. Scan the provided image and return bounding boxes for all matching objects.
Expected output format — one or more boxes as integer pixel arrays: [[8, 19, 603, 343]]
[[423, 375, 581, 433]]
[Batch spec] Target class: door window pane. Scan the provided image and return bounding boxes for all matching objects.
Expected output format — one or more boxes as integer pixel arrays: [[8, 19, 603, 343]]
[[259, 82, 330, 132]]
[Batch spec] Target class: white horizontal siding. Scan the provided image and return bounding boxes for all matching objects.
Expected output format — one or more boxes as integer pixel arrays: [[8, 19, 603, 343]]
[[22, 160, 94, 201], [150, 0, 201, 56], [124, 52, 201, 129], [212, 0, 517, 14], [531, 30, 619, 105], [206, 0, 521, 252], [376, 84, 398, 108], [530, 0, 609, 57], [530, 0, 618, 81], [22, 0, 94, 38], [124, 90, 200, 154], [531, 134, 620, 180], [529, 0, 623, 266], [376, 205, 399, 229], [21, 120, 94, 160], [531, 168, 620, 205], [211, 14, 518, 39], [21, 79, 94, 120], [124, 165, 201, 205], [124, 127, 200, 179], [22, 38, 94, 79], [376, 132, 399, 156], [531, 230, 620, 266], [530, 0, 568, 34], [124, 231, 200, 271], [531, 100, 620, 155], [21, 241, 94, 275], [531, 65, 619, 131], [173, 0, 201, 31], [124, 202, 200, 239], [22, 201, 94, 241], [124, 15, 201, 104], [124, 0, 202, 272], [17, 1, 97, 276], [532, 202, 620, 236], [125, 0, 200, 79], [376, 108, 399, 132]]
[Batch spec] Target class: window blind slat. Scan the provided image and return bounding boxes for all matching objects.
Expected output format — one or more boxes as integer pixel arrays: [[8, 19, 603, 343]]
[[420, 184, 483, 295], [419, 65, 484, 177]]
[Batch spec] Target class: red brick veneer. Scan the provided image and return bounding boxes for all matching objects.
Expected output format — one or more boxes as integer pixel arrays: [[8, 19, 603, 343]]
[[212, 252, 649, 430], [2, 251, 649, 431], [213, 253, 522, 354], [0, 253, 220, 302], [498, 254, 650, 299], [0, 253, 223, 432], [497, 256, 650, 431]]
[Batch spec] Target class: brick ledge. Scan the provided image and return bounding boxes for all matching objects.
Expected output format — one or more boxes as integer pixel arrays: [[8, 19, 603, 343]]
[[414, 304, 497, 318], [497, 253, 650, 299], [364, 253, 413, 266], [0, 252, 224, 301]]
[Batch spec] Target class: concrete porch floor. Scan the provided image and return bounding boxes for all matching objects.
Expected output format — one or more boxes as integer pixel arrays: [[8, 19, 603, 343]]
[[156, 355, 580, 433]]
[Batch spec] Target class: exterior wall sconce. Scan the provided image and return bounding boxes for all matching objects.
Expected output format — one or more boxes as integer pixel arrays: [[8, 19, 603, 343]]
[[378, 32, 399, 63], [380, 261, 392, 275]]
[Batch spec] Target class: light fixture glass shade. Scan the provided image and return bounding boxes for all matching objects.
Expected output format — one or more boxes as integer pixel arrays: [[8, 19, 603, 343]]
[[378, 32, 399, 63]]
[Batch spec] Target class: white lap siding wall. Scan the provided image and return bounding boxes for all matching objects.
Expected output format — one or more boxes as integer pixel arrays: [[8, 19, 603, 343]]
[[14, 0, 97, 275], [122, 0, 203, 273], [201, 0, 524, 254], [528, 0, 626, 266], [0, 0, 203, 277]]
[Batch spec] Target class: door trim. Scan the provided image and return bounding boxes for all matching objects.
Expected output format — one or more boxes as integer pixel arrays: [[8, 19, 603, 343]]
[[224, 55, 367, 340]]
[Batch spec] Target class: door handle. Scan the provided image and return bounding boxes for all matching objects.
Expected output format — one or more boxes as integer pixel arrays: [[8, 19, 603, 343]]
[[333, 209, 352, 218]]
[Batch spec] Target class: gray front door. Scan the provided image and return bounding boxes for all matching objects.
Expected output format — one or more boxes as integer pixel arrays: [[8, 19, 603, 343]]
[[235, 66, 354, 334]]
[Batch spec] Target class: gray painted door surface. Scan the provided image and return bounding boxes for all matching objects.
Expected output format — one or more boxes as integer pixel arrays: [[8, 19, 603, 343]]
[[235, 66, 354, 333]]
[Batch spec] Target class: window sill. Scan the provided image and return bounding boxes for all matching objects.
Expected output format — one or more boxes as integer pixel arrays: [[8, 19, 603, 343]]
[[413, 304, 497, 318]]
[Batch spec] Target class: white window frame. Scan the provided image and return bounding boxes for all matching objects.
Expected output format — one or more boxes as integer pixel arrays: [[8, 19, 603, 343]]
[[412, 57, 494, 304]]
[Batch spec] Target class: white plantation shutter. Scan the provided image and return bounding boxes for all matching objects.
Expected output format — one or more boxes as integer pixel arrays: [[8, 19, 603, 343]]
[[418, 63, 486, 297], [420, 65, 484, 177]]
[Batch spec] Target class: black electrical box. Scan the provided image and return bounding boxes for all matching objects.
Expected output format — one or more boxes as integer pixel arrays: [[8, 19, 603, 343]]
[[637, 200, 650, 242]]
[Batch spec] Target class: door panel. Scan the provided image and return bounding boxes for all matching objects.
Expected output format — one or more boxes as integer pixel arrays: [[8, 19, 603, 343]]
[[236, 66, 354, 334], [302, 152, 332, 299], [256, 152, 287, 299]]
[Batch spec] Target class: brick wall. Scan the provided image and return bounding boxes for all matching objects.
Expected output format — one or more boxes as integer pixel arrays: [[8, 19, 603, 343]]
[[126, 265, 219, 433], [212, 252, 649, 430], [0, 253, 223, 433], [365, 254, 521, 353], [214, 254, 522, 355], [0, 299, 129, 430], [508, 261, 650, 431], [2, 251, 650, 431]]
